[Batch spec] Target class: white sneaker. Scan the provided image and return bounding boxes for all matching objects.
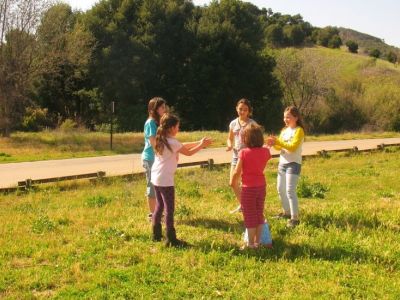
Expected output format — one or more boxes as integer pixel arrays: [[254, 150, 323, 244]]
[[230, 205, 242, 214]]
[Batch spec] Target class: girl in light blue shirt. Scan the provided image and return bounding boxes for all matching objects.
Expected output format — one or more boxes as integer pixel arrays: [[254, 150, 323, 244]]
[[141, 97, 166, 220]]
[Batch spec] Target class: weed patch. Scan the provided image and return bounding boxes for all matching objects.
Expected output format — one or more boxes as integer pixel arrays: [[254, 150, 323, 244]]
[[32, 215, 56, 234], [298, 177, 329, 198]]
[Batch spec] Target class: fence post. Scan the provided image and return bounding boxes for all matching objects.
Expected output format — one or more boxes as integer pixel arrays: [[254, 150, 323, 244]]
[[207, 159, 214, 170]]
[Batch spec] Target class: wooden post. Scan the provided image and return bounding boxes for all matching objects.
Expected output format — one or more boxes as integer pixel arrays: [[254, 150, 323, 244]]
[[110, 101, 115, 150], [377, 143, 385, 150], [207, 158, 214, 170]]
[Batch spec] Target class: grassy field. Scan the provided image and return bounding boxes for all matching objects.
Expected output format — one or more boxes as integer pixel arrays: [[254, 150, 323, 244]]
[[1, 130, 399, 163], [1, 148, 399, 298]]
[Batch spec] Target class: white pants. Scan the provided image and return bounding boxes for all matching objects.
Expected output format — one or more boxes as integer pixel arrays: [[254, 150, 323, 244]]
[[277, 162, 301, 217]]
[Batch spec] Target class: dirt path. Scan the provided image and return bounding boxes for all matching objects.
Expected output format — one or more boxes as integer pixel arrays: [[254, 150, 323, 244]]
[[1, 138, 400, 188]]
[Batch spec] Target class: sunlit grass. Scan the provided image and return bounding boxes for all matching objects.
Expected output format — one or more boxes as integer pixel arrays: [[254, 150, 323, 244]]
[[0, 149, 399, 298], [0, 130, 399, 163]]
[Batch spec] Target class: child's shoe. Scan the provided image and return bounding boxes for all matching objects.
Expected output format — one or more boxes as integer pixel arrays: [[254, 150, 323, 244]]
[[165, 228, 188, 248], [152, 223, 162, 242], [273, 212, 290, 219], [240, 244, 258, 251], [230, 205, 242, 214], [286, 219, 300, 228]]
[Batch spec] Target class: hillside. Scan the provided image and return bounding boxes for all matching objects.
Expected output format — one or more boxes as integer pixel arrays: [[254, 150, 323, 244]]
[[339, 27, 400, 57], [275, 46, 400, 132]]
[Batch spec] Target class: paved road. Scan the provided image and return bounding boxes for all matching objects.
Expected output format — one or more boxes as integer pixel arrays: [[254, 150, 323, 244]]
[[1, 138, 400, 188]]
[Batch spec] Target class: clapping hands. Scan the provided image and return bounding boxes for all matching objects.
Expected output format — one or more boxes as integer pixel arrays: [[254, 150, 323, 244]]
[[266, 135, 276, 147]]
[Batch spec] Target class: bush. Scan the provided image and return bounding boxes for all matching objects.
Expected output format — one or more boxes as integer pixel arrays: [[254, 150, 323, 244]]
[[21, 107, 51, 131], [94, 123, 119, 133], [32, 215, 56, 234], [319, 87, 366, 133], [298, 177, 329, 199], [345, 40, 358, 53], [369, 49, 381, 58], [59, 119, 78, 132], [387, 51, 398, 64]]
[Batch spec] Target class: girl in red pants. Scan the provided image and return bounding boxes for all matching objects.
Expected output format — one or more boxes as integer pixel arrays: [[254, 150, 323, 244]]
[[230, 123, 271, 249]]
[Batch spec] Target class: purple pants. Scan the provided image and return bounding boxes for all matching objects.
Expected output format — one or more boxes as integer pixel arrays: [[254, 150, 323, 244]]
[[153, 186, 175, 230]]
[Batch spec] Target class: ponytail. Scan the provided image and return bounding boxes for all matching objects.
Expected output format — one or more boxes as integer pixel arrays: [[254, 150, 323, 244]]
[[155, 114, 179, 155]]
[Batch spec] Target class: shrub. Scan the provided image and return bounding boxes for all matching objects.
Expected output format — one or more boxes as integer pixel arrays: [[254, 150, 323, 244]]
[[21, 107, 51, 131], [298, 177, 329, 199], [32, 215, 56, 234], [59, 119, 78, 132], [86, 195, 111, 208], [345, 40, 358, 53], [369, 48, 381, 58]]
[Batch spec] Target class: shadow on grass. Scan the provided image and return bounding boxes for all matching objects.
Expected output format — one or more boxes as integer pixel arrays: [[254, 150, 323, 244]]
[[180, 217, 243, 234], [193, 238, 398, 270], [303, 212, 399, 232]]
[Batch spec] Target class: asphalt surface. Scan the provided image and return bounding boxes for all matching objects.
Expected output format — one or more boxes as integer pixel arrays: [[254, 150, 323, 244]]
[[1, 138, 400, 188]]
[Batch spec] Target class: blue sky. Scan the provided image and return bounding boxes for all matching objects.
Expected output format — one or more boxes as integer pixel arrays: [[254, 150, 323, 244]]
[[65, 0, 400, 47]]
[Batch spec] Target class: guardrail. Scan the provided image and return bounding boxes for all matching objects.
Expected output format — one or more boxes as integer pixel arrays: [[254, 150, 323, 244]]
[[0, 160, 216, 193], [17, 171, 106, 189], [1, 143, 399, 193]]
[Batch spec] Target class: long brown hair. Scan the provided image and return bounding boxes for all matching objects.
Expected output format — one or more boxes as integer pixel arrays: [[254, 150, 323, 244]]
[[148, 97, 166, 125], [284, 106, 305, 130], [236, 98, 253, 117], [155, 114, 179, 155]]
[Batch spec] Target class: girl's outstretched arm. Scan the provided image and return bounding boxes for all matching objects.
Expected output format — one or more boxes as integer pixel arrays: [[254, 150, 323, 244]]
[[179, 138, 212, 156], [182, 141, 201, 150]]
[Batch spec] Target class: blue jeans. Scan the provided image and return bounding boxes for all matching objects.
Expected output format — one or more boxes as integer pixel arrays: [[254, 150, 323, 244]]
[[142, 160, 155, 198], [277, 162, 301, 217]]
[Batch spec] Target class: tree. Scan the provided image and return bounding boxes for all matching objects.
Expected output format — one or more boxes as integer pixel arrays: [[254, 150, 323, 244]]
[[345, 40, 358, 53], [83, 0, 198, 130], [0, 0, 52, 136], [386, 51, 397, 64], [274, 48, 337, 122], [33, 3, 95, 127], [265, 24, 284, 47], [314, 26, 342, 49], [328, 35, 342, 49], [369, 48, 381, 58], [283, 24, 305, 46], [83, 0, 282, 131], [179, 0, 282, 130]]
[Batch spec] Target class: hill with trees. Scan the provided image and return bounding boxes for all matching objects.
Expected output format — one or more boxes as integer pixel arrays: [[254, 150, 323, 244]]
[[1, 0, 399, 136], [339, 27, 400, 61]]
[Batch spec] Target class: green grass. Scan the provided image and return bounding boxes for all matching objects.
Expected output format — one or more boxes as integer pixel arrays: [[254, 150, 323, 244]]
[[1, 130, 399, 163], [1, 149, 399, 298]]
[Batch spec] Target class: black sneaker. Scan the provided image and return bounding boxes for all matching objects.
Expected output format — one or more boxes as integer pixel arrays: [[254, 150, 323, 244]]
[[286, 219, 300, 228], [273, 212, 291, 220]]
